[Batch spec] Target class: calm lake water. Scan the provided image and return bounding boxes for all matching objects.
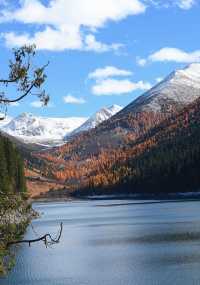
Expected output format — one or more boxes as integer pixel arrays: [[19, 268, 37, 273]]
[[2, 199, 200, 285]]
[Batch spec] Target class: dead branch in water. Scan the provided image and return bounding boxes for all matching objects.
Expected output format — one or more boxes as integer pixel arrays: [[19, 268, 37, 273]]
[[7, 222, 63, 248]]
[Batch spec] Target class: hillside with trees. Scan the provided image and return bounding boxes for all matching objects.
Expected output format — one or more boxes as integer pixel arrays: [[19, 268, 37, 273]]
[[0, 134, 29, 274], [33, 96, 200, 197], [73, 96, 200, 196], [32, 64, 200, 198], [0, 134, 26, 194]]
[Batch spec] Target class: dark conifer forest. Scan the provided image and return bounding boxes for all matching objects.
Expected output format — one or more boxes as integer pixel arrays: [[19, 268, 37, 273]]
[[0, 134, 26, 194]]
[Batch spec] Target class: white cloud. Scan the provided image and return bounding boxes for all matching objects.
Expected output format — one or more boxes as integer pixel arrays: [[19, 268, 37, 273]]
[[30, 101, 43, 108], [84, 35, 123, 53], [88, 66, 133, 79], [143, 0, 195, 10], [136, 57, 147, 66], [150, 48, 200, 63], [9, 102, 20, 107], [155, 77, 163, 83], [1, 0, 146, 51], [89, 65, 151, 95], [30, 100, 54, 108], [4, 26, 83, 51], [63, 95, 86, 104], [92, 78, 151, 95], [138, 47, 200, 65], [0, 1, 195, 51], [177, 0, 195, 9]]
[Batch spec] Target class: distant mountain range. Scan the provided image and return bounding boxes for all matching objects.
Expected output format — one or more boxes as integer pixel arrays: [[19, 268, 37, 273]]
[[0, 105, 122, 146], [31, 63, 200, 197], [42, 63, 200, 157], [0, 113, 86, 146]]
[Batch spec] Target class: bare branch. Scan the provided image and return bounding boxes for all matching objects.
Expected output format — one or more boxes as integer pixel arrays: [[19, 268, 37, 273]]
[[0, 83, 35, 103], [0, 77, 21, 84], [7, 223, 63, 247]]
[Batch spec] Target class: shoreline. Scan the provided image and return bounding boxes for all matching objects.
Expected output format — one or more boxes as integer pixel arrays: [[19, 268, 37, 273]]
[[31, 191, 200, 203], [0, 197, 37, 276]]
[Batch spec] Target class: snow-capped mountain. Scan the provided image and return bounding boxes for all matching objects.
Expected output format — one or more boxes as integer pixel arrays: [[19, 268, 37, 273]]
[[2, 113, 87, 146], [54, 63, 200, 162], [67, 104, 122, 138], [124, 63, 200, 114]]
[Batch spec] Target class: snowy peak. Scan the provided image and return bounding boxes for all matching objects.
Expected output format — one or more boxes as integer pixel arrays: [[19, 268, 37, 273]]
[[166, 63, 200, 88], [125, 63, 200, 113], [0, 105, 122, 146], [90, 105, 122, 125], [5, 113, 44, 135], [2, 113, 87, 145], [107, 104, 123, 114], [68, 104, 122, 137]]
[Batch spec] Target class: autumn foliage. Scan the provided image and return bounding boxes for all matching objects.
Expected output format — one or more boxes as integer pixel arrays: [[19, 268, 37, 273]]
[[31, 97, 200, 196]]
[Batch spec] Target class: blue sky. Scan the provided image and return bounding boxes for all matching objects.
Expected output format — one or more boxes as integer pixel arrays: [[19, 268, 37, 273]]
[[0, 0, 199, 118]]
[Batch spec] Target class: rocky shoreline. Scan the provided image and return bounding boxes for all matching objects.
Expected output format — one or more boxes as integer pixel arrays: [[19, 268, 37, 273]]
[[0, 195, 37, 275]]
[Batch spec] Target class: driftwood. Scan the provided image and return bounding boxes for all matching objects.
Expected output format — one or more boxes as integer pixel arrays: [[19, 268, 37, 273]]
[[7, 222, 63, 248]]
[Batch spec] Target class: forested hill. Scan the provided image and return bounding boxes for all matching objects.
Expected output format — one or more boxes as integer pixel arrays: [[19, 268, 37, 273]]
[[29, 64, 200, 197], [33, 96, 200, 197], [0, 133, 26, 194], [74, 96, 200, 196]]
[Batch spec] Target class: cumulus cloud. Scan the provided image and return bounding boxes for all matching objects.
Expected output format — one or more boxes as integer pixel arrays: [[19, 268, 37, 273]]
[[136, 57, 147, 67], [155, 77, 163, 83], [92, 78, 151, 96], [137, 47, 200, 65], [84, 35, 123, 53], [63, 95, 86, 104], [0, 0, 146, 51], [88, 66, 133, 79], [0, 1, 195, 51], [143, 0, 195, 10], [89, 65, 151, 95], [177, 0, 195, 9], [9, 102, 20, 107], [30, 101, 44, 108], [30, 100, 54, 108], [4, 26, 83, 51]]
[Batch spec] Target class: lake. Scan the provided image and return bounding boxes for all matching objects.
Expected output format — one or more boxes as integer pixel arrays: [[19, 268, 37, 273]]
[[1, 199, 200, 285]]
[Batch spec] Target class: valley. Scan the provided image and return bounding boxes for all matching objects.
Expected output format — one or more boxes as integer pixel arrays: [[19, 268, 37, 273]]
[[1, 3, 200, 283], [3, 63, 200, 199]]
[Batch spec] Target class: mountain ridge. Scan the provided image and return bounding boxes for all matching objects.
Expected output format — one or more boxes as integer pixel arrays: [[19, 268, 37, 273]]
[[1, 113, 87, 146], [31, 63, 200, 193], [46, 64, 200, 160], [67, 104, 122, 139], [0, 104, 123, 147]]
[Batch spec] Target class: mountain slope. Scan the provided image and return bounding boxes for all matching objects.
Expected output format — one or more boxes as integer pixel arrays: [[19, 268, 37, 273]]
[[2, 113, 87, 146], [31, 63, 200, 196], [75, 95, 200, 196], [123, 63, 200, 114], [41, 63, 200, 159], [98, 63, 200, 134], [37, 95, 200, 197], [66, 104, 122, 139]]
